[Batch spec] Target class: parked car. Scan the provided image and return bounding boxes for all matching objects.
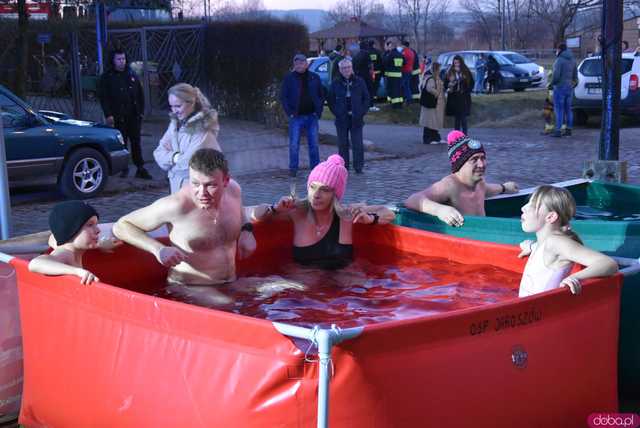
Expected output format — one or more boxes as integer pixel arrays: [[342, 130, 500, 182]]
[[572, 52, 640, 125], [436, 50, 535, 91], [307, 56, 386, 99], [495, 51, 546, 87], [0, 84, 130, 199]]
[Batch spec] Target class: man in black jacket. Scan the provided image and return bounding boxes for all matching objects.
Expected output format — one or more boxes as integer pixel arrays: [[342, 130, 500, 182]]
[[327, 58, 370, 174], [98, 49, 152, 179]]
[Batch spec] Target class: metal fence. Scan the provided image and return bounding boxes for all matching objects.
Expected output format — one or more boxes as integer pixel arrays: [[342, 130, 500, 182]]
[[22, 24, 205, 122]]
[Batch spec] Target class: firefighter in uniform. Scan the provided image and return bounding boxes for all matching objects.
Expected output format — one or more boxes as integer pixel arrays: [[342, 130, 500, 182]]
[[403, 41, 421, 103], [383, 39, 404, 109], [368, 40, 383, 109]]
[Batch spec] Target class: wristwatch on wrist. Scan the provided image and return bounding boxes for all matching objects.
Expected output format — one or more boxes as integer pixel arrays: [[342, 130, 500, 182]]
[[240, 222, 254, 233], [499, 183, 506, 194], [368, 212, 379, 225], [172, 151, 181, 164]]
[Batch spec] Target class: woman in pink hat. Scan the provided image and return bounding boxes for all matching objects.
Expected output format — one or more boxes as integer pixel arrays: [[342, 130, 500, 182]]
[[253, 155, 395, 269]]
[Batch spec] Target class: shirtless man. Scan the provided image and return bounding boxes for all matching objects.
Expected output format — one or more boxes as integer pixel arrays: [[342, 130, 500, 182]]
[[113, 148, 255, 292], [405, 130, 519, 227]]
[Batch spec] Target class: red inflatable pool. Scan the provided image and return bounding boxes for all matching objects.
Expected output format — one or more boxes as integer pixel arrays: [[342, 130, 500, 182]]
[[11, 221, 621, 427]]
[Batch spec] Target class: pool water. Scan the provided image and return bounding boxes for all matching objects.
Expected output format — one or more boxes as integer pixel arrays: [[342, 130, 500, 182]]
[[152, 250, 520, 328], [574, 205, 640, 222]]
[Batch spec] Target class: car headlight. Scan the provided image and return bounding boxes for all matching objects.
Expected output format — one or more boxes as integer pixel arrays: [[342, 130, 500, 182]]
[[116, 132, 125, 146], [539, 66, 544, 74], [500, 71, 515, 78]]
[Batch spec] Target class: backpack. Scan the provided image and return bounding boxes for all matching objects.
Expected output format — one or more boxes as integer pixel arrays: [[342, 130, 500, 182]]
[[419, 77, 437, 108]]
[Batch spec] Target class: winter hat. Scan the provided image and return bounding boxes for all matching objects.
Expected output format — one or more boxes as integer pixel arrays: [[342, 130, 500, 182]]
[[307, 155, 349, 200], [49, 201, 99, 245], [447, 130, 486, 173]]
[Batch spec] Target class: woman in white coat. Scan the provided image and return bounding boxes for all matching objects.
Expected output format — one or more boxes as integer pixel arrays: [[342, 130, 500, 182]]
[[154, 83, 221, 193]]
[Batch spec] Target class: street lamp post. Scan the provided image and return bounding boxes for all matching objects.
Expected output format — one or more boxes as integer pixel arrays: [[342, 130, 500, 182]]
[[584, 0, 627, 182]]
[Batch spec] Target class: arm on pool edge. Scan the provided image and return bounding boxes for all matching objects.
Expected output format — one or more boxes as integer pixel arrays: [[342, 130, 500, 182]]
[[548, 234, 619, 295], [112, 196, 188, 268], [246, 195, 297, 222], [404, 182, 465, 227]]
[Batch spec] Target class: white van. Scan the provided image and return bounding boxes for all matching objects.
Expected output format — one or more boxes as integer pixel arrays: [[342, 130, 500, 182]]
[[572, 52, 640, 124]]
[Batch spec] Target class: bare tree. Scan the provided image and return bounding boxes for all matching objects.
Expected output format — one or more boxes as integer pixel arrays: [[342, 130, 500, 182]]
[[394, 0, 447, 52], [324, 0, 385, 26], [460, 0, 499, 49], [530, 0, 600, 47]]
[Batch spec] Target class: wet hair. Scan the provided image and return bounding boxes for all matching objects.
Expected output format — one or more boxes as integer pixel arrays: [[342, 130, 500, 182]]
[[189, 148, 228, 177], [168, 83, 219, 133], [529, 185, 582, 243]]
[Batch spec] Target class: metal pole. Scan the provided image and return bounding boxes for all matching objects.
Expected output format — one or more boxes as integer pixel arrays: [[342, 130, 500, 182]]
[[0, 112, 12, 239], [96, 1, 107, 75], [272, 323, 363, 428], [69, 31, 83, 119], [598, 0, 623, 160], [140, 28, 151, 116]]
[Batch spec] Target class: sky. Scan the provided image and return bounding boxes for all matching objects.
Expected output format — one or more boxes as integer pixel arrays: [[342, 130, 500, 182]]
[[262, 0, 334, 10]]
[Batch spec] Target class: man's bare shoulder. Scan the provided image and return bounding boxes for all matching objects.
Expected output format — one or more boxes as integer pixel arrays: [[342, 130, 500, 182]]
[[426, 174, 458, 198], [226, 178, 242, 199]]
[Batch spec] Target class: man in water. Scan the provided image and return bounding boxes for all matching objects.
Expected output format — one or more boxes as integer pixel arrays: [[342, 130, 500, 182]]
[[405, 131, 519, 227], [113, 148, 256, 302]]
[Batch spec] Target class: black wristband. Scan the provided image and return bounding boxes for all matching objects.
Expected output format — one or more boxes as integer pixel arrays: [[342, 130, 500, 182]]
[[267, 204, 277, 215], [240, 222, 254, 233], [368, 212, 379, 225], [499, 183, 506, 194]]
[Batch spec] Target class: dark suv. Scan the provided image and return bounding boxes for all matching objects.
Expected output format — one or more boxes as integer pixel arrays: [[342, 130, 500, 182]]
[[437, 51, 535, 91], [1, 85, 129, 198]]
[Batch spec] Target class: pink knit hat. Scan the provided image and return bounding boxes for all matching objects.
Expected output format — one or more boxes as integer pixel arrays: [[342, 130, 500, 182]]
[[447, 130, 485, 173], [307, 155, 348, 199]]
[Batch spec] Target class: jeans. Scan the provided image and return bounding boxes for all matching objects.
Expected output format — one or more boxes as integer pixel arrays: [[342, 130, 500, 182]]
[[454, 114, 468, 135], [336, 116, 364, 172], [553, 84, 573, 131], [474, 69, 485, 93], [288, 114, 320, 174], [402, 72, 412, 104]]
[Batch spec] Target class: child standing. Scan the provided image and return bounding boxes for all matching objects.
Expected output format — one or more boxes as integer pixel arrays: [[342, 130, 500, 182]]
[[29, 201, 101, 285], [517, 185, 618, 297]]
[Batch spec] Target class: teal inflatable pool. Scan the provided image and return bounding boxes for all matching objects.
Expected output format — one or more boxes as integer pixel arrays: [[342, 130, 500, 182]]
[[394, 179, 640, 405]]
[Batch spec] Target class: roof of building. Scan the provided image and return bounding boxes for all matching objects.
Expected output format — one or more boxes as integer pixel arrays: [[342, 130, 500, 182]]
[[309, 17, 405, 39]]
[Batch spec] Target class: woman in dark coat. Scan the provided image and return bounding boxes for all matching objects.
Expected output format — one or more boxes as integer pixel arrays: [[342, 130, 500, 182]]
[[445, 55, 474, 135], [485, 55, 501, 94]]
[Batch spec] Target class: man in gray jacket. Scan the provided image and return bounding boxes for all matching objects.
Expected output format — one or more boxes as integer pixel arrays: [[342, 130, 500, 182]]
[[551, 43, 578, 137]]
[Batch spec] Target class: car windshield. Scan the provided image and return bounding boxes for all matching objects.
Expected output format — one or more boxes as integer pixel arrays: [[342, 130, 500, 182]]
[[491, 54, 514, 65], [503, 53, 531, 64], [580, 58, 634, 76]]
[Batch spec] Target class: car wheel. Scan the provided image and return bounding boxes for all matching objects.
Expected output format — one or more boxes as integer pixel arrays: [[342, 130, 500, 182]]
[[574, 109, 588, 126], [514, 88, 525, 92], [58, 148, 108, 199]]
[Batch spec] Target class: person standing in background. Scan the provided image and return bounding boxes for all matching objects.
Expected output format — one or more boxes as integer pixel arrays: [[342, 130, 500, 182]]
[[327, 58, 370, 174], [280, 53, 324, 177], [98, 49, 152, 180]]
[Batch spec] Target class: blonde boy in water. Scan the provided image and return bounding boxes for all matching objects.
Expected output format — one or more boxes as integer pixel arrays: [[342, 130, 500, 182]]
[[517, 185, 618, 297]]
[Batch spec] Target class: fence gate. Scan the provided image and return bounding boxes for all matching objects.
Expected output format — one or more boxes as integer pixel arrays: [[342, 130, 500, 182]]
[[22, 24, 205, 122]]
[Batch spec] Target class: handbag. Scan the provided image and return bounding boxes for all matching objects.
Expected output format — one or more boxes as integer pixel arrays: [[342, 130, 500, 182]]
[[420, 77, 437, 108]]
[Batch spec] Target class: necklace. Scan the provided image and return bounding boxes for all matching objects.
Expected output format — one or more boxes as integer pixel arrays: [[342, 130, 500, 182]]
[[311, 210, 330, 237]]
